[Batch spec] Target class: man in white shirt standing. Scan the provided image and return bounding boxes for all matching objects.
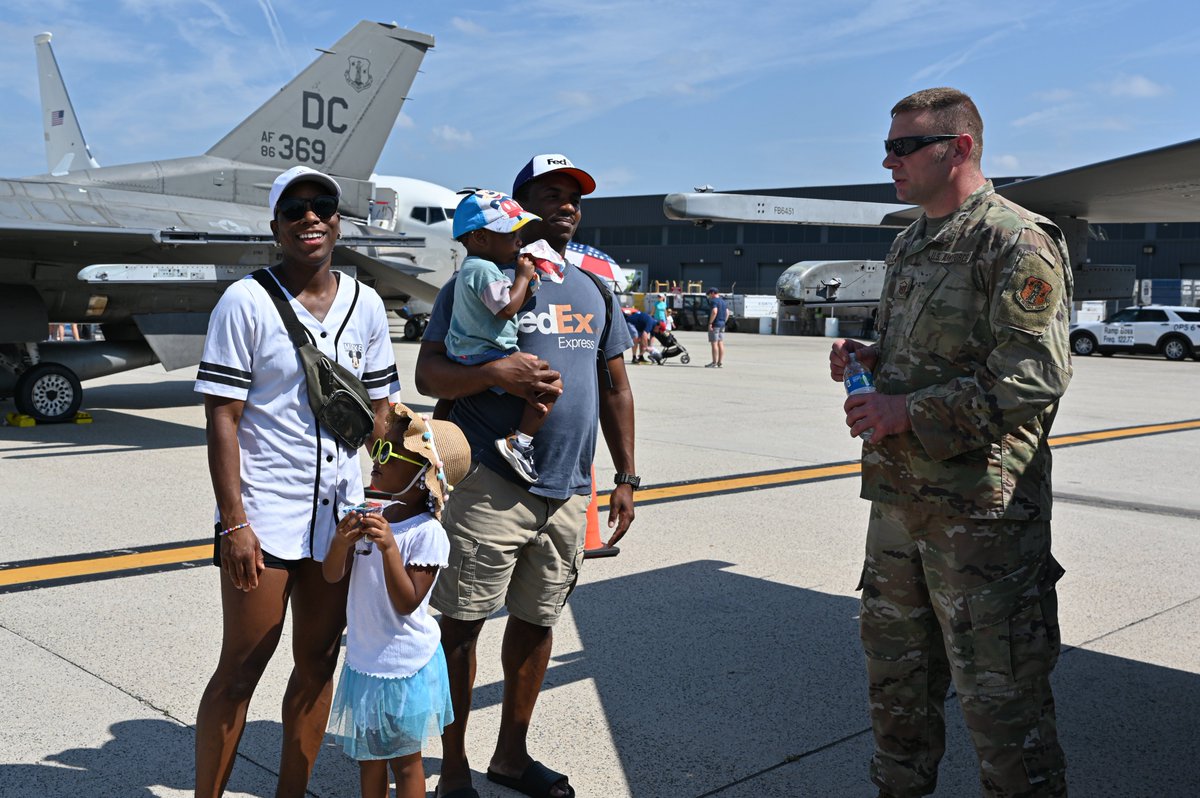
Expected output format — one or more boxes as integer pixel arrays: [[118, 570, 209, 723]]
[[193, 166, 401, 797]]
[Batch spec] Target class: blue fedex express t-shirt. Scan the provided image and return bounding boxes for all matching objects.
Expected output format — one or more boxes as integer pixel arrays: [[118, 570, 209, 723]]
[[425, 263, 632, 500]]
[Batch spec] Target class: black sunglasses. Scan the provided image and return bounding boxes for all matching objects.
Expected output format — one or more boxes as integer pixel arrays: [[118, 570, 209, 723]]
[[276, 194, 339, 222], [884, 135, 959, 157]]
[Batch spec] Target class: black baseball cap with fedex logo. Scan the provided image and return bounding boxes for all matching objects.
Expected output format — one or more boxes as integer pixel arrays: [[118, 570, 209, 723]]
[[512, 153, 596, 196]]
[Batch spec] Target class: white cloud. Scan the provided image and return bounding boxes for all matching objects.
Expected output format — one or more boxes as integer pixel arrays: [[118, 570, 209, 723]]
[[594, 166, 636, 193], [1012, 105, 1073, 129], [1083, 116, 1133, 132], [1106, 74, 1167, 98], [255, 0, 293, 71], [393, 112, 415, 130], [556, 90, 593, 109], [910, 29, 1011, 82], [450, 17, 487, 36], [1034, 88, 1075, 102], [432, 125, 474, 146], [991, 154, 1020, 173]]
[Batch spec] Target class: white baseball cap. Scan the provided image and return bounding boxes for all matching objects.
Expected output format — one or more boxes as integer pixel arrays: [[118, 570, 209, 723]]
[[268, 166, 342, 213], [512, 153, 596, 196]]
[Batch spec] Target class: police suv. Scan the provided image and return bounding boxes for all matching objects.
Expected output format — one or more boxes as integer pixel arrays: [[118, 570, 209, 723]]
[[1070, 305, 1200, 361]]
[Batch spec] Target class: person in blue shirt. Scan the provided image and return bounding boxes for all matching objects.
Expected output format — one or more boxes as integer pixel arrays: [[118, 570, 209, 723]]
[[653, 293, 668, 326], [706, 287, 728, 368], [415, 153, 637, 798], [625, 308, 657, 364]]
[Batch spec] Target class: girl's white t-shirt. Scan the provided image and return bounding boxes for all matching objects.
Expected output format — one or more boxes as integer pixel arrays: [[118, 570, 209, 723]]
[[344, 513, 450, 678]]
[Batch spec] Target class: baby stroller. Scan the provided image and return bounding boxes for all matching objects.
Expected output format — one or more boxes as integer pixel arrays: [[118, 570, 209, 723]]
[[648, 325, 690, 365]]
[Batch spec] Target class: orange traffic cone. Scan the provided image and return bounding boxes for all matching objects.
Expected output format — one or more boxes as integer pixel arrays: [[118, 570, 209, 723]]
[[583, 464, 619, 559]]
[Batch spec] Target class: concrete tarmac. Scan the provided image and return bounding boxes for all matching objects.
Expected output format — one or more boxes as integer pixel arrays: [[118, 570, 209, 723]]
[[2, 326, 1199, 797]]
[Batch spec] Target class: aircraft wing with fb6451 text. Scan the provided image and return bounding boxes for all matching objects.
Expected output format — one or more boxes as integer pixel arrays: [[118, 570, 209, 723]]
[[0, 21, 435, 423], [665, 137, 1200, 308]]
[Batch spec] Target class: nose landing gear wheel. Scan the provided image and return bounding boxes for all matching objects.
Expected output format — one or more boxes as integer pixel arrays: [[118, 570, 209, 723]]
[[14, 363, 83, 423]]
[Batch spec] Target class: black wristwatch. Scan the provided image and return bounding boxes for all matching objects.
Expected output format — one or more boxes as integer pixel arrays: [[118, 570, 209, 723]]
[[614, 472, 641, 489]]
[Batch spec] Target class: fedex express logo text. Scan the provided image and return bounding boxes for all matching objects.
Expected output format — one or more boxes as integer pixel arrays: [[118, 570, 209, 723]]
[[517, 304, 597, 349]]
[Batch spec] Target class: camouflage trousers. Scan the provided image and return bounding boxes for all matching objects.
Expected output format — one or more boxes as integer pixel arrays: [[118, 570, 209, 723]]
[[858, 502, 1067, 798]]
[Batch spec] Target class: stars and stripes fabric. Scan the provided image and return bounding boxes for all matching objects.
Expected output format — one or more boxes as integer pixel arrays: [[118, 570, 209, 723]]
[[50, 110, 64, 127], [565, 241, 624, 286]]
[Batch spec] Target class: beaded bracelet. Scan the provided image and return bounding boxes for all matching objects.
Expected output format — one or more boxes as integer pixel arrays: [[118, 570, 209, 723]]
[[220, 522, 251, 537]]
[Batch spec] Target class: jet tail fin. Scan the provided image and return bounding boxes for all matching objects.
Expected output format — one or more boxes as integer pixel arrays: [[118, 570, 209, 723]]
[[206, 21, 433, 181], [34, 32, 100, 175]]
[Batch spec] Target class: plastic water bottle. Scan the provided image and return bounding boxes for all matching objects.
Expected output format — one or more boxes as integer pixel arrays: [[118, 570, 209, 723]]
[[843, 352, 875, 442]]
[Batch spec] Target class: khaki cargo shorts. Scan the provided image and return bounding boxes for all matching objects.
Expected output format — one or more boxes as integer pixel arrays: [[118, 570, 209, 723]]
[[430, 463, 590, 627]]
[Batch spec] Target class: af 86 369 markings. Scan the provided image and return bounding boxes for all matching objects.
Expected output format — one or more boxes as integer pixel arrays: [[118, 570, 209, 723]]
[[259, 90, 354, 164]]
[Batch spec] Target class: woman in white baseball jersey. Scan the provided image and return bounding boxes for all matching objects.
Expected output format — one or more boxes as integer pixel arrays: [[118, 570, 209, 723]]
[[193, 166, 401, 797]]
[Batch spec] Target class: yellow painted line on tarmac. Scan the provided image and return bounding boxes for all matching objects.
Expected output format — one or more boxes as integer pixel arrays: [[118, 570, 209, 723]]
[[1047, 418, 1200, 447], [636, 462, 862, 503], [0, 544, 211, 588], [3, 418, 1199, 591]]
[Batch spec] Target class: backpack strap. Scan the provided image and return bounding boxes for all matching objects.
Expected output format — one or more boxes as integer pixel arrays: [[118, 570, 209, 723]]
[[576, 266, 615, 389]]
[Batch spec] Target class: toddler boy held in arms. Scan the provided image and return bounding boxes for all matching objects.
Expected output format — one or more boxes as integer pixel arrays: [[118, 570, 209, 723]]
[[446, 189, 563, 484]]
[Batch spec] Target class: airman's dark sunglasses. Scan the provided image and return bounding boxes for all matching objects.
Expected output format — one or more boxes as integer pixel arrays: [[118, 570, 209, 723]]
[[884, 135, 959, 157], [277, 195, 339, 222]]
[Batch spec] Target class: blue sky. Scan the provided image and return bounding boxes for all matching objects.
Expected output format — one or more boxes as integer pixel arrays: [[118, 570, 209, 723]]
[[1, 0, 1198, 198]]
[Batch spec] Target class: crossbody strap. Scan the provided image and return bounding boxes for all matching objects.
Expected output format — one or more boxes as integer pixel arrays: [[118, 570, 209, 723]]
[[251, 268, 313, 351]]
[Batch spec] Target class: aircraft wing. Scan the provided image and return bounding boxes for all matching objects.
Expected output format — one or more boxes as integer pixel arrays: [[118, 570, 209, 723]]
[[0, 218, 421, 265], [664, 192, 913, 227], [336, 246, 442, 304], [997, 137, 1200, 223], [0, 220, 164, 261]]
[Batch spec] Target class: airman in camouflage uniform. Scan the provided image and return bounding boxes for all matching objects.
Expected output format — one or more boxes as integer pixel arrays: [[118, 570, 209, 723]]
[[831, 88, 1072, 797]]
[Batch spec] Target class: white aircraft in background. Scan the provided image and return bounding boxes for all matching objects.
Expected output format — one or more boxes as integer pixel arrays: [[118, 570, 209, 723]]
[[367, 174, 464, 339]]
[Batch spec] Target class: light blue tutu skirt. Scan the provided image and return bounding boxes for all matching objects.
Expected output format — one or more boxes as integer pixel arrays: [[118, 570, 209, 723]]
[[327, 645, 454, 760]]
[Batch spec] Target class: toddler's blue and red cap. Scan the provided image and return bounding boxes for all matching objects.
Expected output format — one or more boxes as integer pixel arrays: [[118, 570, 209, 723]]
[[452, 189, 540, 239]]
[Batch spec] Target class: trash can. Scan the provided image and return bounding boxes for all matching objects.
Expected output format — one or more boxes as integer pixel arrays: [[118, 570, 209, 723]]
[[824, 317, 840, 337], [758, 317, 774, 335]]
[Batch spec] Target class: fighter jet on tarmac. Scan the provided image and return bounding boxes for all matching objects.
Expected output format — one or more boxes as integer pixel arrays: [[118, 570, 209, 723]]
[[1, 20, 437, 423], [664, 137, 1200, 307]]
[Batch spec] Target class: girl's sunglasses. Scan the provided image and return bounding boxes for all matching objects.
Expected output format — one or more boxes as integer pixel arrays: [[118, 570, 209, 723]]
[[370, 439, 425, 468], [276, 194, 339, 222]]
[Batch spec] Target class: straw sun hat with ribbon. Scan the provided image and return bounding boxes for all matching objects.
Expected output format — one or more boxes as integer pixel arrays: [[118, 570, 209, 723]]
[[388, 403, 471, 518]]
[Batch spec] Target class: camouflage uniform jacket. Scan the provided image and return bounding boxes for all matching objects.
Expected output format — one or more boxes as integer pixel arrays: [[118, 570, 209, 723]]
[[864, 180, 1073, 519]]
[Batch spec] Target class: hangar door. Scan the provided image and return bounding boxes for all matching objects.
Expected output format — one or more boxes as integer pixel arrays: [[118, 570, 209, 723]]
[[757, 263, 788, 295], [681, 263, 722, 293]]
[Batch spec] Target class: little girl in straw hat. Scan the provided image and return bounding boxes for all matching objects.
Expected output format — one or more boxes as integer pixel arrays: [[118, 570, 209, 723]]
[[322, 403, 471, 798]]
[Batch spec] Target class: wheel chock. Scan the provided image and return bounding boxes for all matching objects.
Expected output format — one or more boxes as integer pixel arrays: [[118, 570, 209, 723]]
[[72, 411, 93, 424], [5, 412, 36, 427]]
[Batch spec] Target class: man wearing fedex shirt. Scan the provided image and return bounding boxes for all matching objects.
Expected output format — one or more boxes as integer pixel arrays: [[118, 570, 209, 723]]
[[416, 154, 635, 798]]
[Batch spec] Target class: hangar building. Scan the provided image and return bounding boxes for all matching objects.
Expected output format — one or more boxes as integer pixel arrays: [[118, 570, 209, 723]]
[[575, 180, 1200, 299]]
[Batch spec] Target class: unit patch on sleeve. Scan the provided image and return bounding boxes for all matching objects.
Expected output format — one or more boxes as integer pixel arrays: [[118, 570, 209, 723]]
[[995, 247, 1064, 335], [1016, 275, 1054, 311]]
